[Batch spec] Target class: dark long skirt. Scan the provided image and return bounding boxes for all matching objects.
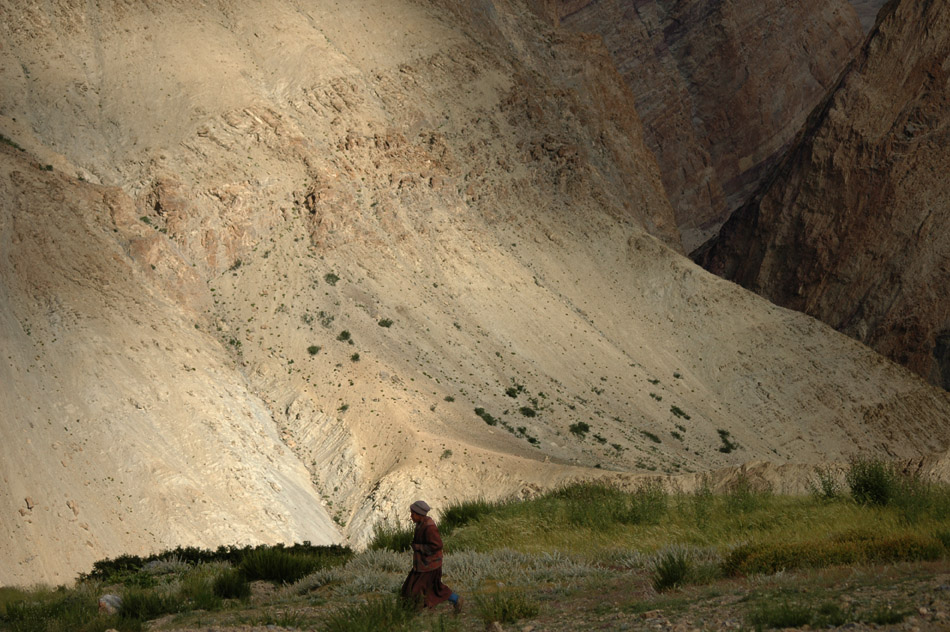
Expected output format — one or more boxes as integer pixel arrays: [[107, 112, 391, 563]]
[[401, 567, 453, 609]]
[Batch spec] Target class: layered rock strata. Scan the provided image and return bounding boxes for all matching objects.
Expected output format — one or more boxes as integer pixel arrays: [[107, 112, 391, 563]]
[[699, 0, 950, 389], [553, 0, 864, 251], [849, 0, 890, 32]]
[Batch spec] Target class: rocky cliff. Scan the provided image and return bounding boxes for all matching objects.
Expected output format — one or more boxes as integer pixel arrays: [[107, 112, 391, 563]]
[[2, 0, 949, 586], [552, 0, 864, 251], [699, 0, 950, 390], [849, 0, 890, 32]]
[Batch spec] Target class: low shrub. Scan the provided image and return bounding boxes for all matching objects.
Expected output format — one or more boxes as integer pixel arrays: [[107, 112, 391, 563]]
[[669, 406, 690, 420], [474, 590, 540, 625], [287, 567, 343, 595], [725, 472, 770, 513], [651, 547, 692, 592], [865, 603, 910, 625], [120, 586, 179, 621], [809, 466, 842, 501], [556, 481, 628, 529], [239, 548, 322, 584], [568, 422, 590, 438], [691, 477, 715, 527], [474, 408, 499, 426], [324, 595, 416, 632], [368, 522, 414, 552], [722, 532, 944, 577], [213, 568, 251, 600], [891, 475, 950, 524], [629, 481, 668, 525], [846, 457, 900, 506], [178, 573, 221, 611], [80, 543, 350, 583], [553, 481, 668, 529], [439, 498, 500, 536], [717, 429, 738, 453], [2, 590, 101, 632]]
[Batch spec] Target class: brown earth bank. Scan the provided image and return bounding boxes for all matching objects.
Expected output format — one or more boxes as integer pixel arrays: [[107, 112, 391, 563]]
[[697, 0, 950, 391], [1, 0, 949, 587], [545, 0, 864, 251]]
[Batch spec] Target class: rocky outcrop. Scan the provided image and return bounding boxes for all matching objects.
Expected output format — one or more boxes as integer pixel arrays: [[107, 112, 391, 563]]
[[553, 0, 864, 251], [848, 0, 890, 32], [699, 0, 950, 389]]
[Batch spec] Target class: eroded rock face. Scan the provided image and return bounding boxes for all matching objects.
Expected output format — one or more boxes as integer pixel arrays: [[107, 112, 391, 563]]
[[848, 0, 889, 32], [699, 0, 950, 389], [2, 0, 949, 587], [553, 0, 863, 251]]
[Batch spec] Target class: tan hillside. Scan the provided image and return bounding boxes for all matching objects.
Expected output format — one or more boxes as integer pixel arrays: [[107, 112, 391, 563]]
[[1, 0, 948, 587]]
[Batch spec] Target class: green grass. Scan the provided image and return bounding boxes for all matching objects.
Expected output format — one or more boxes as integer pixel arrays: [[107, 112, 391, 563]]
[[6, 472, 950, 632], [239, 547, 341, 584], [847, 456, 900, 506], [212, 568, 250, 600], [440, 478, 950, 565], [474, 590, 540, 625], [324, 595, 417, 632], [652, 547, 692, 592], [368, 521, 414, 552], [2, 585, 109, 632], [439, 497, 501, 536]]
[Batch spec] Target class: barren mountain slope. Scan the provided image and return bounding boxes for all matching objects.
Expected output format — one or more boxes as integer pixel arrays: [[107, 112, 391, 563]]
[[2, 0, 949, 586], [849, 0, 890, 32], [550, 0, 864, 251], [699, 0, 950, 390]]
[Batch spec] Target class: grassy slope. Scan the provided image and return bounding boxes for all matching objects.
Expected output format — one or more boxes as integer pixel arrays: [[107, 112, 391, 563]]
[[4, 467, 950, 631]]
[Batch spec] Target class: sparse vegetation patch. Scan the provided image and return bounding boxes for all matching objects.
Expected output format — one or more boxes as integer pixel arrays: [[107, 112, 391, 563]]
[[717, 428, 738, 453], [474, 407, 498, 426], [569, 421, 590, 438], [670, 405, 690, 420]]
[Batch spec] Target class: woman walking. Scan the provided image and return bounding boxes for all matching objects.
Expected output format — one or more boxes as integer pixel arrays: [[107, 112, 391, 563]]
[[400, 500, 462, 612]]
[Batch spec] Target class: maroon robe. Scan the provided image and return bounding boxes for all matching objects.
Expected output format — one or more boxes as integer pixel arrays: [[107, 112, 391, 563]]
[[401, 516, 454, 608]]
